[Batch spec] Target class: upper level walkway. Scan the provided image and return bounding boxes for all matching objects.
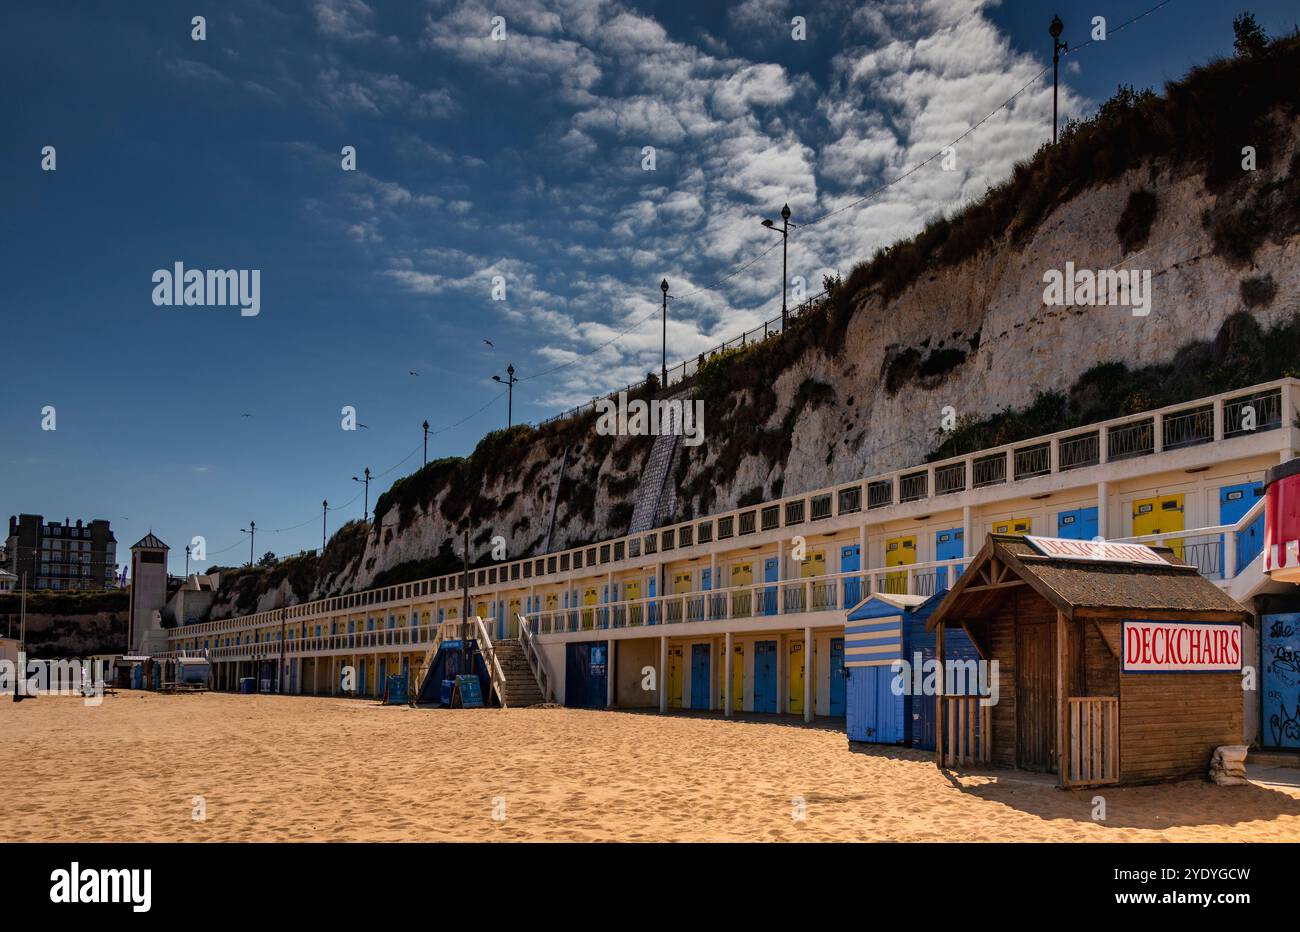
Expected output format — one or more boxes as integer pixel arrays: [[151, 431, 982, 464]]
[[169, 378, 1297, 656]]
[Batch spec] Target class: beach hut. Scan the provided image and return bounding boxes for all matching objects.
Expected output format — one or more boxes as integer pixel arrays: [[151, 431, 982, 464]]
[[844, 591, 980, 748], [925, 534, 1252, 786]]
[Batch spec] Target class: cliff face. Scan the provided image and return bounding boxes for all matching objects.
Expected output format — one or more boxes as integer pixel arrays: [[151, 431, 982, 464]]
[[3, 612, 128, 658], [211, 41, 1300, 618]]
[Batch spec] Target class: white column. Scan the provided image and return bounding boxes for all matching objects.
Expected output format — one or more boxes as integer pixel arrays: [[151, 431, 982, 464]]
[[659, 635, 668, 713], [1097, 481, 1109, 539], [707, 552, 718, 620], [803, 626, 813, 723], [776, 538, 785, 615], [724, 630, 734, 718], [961, 505, 972, 563], [655, 562, 662, 624], [777, 633, 787, 714], [606, 638, 615, 708]]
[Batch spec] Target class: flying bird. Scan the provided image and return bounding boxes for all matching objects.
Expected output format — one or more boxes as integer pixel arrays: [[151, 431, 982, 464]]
[[358, 424, 370, 430], [483, 339, 494, 348], [409, 370, 419, 376], [241, 413, 253, 418]]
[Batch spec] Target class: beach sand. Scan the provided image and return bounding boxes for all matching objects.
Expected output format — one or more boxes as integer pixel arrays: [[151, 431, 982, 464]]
[[3, 691, 1300, 842]]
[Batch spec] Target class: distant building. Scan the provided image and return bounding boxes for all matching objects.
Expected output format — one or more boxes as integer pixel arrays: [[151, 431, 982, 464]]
[[5, 514, 117, 591], [0, 569, 16, 594], [128, 532, 169, 655], [166, 573, 219, 629]]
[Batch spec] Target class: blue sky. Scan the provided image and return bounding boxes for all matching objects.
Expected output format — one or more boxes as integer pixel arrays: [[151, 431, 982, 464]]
[[3, 0, 1296, 576]]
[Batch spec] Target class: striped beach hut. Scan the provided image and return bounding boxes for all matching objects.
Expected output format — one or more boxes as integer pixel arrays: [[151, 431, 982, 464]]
[[844, 591, 979, 747]]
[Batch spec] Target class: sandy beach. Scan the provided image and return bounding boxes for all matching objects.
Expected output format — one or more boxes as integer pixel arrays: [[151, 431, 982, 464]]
[[3, 691, 1300, 842]]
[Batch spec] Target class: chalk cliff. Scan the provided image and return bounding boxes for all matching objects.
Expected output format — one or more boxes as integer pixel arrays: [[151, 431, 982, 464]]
[[210, 38, 1300, 618]]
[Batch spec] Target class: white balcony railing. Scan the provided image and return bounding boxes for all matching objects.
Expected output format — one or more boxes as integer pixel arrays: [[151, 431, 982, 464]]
[[170, 379, 1293, 647]]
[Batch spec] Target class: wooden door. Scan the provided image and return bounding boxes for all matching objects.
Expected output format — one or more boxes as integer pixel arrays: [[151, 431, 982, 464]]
[[1016, 620, 1057, 771]]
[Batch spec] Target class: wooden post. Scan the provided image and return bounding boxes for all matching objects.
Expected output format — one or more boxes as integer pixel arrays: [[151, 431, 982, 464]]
[[606, 638, 615, 708], [659, 636, 668, 713], [1056, 610, 1068, 787], [934, 622, 945, 765]]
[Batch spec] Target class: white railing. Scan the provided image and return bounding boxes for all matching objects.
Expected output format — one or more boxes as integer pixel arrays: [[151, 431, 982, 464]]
[[170, 378, 1294, 646], [517, 614, 552, 702], [1111, 495, 1266, 580], [471, 615, 508, 708], [526, 559, 968, 635]]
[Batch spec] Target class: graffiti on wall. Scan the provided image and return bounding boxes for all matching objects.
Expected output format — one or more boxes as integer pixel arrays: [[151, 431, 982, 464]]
[[1264, 613, 1300, 748]]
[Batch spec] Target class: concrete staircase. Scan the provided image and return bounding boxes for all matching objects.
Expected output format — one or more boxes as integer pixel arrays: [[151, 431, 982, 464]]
[[629, 400, 682, 534], [491, 639, 546, 707]]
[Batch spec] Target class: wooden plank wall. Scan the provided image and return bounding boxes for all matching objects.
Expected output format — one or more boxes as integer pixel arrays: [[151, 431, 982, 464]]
[[987, 603, 1017, 769], [1083, 622, 1120, 697], [1119, 671, 1242, 782]]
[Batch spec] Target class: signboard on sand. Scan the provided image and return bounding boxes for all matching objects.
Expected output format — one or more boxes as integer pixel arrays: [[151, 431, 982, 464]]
[[455, 674, 484, 708]]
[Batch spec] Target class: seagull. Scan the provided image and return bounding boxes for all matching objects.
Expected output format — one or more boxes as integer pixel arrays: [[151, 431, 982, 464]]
[[358, 423, 370, 430], [409, 370, 419, 376], [241, 413, 253, 418], [483, 339, 494, 348]]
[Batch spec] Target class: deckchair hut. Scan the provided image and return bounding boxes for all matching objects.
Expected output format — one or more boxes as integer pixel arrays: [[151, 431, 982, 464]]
[[926, 534, 1251, 786]]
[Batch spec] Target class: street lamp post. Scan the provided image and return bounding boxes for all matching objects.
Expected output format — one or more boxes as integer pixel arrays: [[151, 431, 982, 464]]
[[461, 526, 471, 674], [761, 204, 794, 330], [185, 545, 190, 578], [492, 364, 518, 429], [422, 420, 429, 466], [241, 521, 256, 567], [352, 468, 371, 521], [321, 499, 328, 552], [660, 278, 670, 386], [1050, 15, 1068, 145]]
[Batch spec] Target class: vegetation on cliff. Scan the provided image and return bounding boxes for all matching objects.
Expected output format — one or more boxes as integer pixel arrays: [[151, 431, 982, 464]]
[[927, 311, 1300, 461]]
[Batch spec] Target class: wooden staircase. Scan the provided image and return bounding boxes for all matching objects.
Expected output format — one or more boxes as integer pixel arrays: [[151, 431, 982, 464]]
[[471, 615, 548, 708], [492, 639, 546, 707]]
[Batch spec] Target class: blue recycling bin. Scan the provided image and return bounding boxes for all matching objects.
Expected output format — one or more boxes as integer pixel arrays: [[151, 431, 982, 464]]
[[385, 673, 408, 705]]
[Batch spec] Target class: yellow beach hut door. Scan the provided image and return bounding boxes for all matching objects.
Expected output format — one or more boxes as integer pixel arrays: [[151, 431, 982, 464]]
[[731, 561, 753, 616], [802, 549, 827, 608], [992, 516, 1033, 535], [667, 645, 683, 709], [507, 599, 521, 637], [1132, 494, 1185, 558], [720, 641, 744, 710], [788, 640, 803, 714], [884, 536, 915, 594], [672, 571, 692, 623], [582, 587, 598, 630], [625, 579, 642, 625]]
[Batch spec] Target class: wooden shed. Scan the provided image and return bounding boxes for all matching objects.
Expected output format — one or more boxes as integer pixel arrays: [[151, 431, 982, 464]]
[[926, 534, 1251, 786]]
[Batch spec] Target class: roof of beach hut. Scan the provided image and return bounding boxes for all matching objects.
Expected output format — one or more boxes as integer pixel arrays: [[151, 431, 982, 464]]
[[845, 590, 935, 619], [925, 534, 1251, 628]]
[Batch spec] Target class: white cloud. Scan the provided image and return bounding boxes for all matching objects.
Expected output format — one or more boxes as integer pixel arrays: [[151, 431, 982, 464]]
[[313, 0, 376, 41]]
